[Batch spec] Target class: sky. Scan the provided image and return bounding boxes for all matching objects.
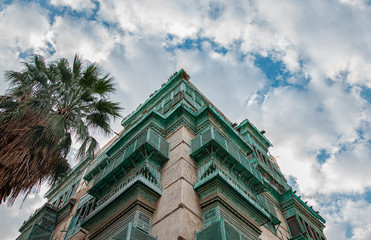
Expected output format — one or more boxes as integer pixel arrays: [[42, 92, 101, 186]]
[[0, 0, 371, 239]]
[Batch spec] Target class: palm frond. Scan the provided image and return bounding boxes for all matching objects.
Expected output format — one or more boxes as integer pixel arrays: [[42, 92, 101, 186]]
[[80, 63, 100, 87], [0, 53, 122, 205], [72, 54, 83, 79], [48, 158, 71, 186], [88, 114, 111, 136], [57, 58, 72, 85], [92, 75, 116, 96], [94, 99, 122, 118]]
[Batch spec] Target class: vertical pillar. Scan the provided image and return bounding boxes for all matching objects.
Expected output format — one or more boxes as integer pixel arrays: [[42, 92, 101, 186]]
[[151, 126, 203, 240]]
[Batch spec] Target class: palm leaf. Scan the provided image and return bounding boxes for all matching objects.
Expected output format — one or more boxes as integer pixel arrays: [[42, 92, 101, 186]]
[[0, 54, 122, 204]]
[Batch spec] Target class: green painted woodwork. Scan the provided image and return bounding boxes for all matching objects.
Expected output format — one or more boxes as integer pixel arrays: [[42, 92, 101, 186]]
[[117, 68, 253, 157], [280, 190, 326, 240], [84, 151, 110, 182], [121, 70, 188, 128], [201, 206, 261, 239], [237, 119, 272, 150], [195, 219, 251, 240], [285, 214, 324, 240], [203, 207, 220, 228], [236, 119, 294, 198], [249, 146, 290, 196], [85, 128, 169, 185], [191, 125, 287, 235], [81, 188, 159, 231], [64, 194, 96, 239], [26, 224, 53, 240], [17, 203, 57, 240], [194, 167, 271, 222], [88, 157, 162, 199], [112, 222, 157, 240], [92, 163, 162, 208], [256, 194, 281, 226], [293, 193, 325, 224], [191, 126, 263, 190], [86, 129, 168, 196], [81, 180, 161, 232], [280, 190, 325, 224]]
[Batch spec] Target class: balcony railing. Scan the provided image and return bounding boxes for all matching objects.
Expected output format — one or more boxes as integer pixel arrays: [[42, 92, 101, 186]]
[[191, 126, 264, 192], [83, 171, 162, 226], [18, 203, 57, 233], [195, 219, 251, 240], [95, 169, 162, 208], [86, 128, 169, 193], [111, 222, 157, 240], [85, 128, 169, 183], [84, 151, 110, 181], [194, 167, 270, 221]]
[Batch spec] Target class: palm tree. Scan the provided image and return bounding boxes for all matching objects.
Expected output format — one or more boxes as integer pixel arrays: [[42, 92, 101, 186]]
[[0, 55, 121, 205]]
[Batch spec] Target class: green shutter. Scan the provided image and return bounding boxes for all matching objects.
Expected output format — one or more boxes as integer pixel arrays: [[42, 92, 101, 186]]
[[203, 207, 220, 227], [134, 211, 151, 234]]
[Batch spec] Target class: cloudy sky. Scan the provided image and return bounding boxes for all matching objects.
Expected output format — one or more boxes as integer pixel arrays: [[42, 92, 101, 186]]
[[1, 0, 371, 239]]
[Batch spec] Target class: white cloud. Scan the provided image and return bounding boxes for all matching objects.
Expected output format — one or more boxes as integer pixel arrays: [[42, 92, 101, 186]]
[[244, 78, 371, 194], [320, 197, 371, 240], [49, 15, 118, 63], [254, 0, 371, 87], [0, 2, 50, 50], [96, 0, 371, 89], [97, 0, 205, 38], [50, 0, 96, 12], [322, 140, 371, 193], [0, 1, 51, 93], [339, 0, 371, 9]]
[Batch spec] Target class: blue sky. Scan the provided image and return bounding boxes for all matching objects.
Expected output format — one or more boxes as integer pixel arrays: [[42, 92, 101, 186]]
[[1, 0, 371, 239]]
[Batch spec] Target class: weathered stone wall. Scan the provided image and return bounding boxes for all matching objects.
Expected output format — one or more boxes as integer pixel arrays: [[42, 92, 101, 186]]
[[151, 125, 202, 240]]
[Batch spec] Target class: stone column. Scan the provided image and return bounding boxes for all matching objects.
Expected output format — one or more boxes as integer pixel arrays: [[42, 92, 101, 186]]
[[151, 126, 203, 240]]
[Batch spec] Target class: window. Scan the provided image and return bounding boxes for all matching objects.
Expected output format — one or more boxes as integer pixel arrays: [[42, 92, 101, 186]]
[[305, 222, 315, 240], [286, 216, 302, 237], [52, 181, 79, 208], [70, 196, 96, 227]]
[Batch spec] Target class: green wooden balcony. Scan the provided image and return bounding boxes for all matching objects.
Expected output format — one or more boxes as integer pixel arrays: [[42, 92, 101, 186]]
[[86, 128, 169, 192], [17, 203, 57, 240], [82, 169, 162, 230], [84, 151, 110, 182], [24, 224, 53, 240], [280, 190, 326, 224], [93, 169, 162, 210], [191, 126, 264, 192], [112, 222, 157, 240], [194, 168, 271, 222], [195, 219, 249, 240], [256, 194, 281, 226], [253, 157, 290, 194]]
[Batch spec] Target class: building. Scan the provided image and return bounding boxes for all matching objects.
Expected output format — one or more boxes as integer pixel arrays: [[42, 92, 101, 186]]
[[17, 70, 326, 240]]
